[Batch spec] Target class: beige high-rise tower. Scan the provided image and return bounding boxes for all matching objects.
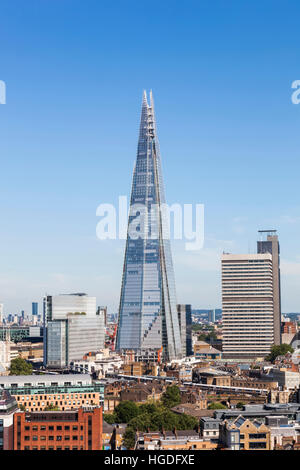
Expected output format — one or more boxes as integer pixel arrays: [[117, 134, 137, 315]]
[[257, 230, 281, 346], [221, 231, 281, 360]]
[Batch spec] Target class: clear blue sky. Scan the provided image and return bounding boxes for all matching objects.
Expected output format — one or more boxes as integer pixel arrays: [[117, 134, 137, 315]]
[[1, 0, 300, 315]]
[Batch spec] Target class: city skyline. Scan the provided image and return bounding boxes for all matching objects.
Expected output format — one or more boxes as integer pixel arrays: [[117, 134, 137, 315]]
[[1, 1, 300, 314]]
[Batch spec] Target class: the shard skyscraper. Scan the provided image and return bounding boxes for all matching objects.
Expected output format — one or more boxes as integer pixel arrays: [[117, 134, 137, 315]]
[[116, 91, 182, 361]]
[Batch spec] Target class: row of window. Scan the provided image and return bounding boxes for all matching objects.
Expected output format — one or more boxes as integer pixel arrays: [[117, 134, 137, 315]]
[[24, 425, 82, 431], [23, 446, 84, 450], [24, 435, 84, 441]]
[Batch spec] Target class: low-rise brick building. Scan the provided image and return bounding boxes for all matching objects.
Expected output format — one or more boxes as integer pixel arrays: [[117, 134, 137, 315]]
[[13, 407, 102, 450]]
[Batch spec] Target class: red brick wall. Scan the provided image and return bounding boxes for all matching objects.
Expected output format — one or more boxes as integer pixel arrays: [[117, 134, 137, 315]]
[[13, 408, 102, 450]]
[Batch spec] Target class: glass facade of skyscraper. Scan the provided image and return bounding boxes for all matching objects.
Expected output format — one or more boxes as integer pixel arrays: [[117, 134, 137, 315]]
[[116, 91, 182, 361]]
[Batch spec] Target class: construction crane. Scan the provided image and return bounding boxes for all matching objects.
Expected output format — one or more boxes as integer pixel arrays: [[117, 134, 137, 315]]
[[105, 324, 118, 351]]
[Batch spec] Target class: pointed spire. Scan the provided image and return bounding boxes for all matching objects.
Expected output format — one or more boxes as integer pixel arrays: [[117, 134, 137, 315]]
[[142, 90, 148, 108], [149, 89, 154, 109]]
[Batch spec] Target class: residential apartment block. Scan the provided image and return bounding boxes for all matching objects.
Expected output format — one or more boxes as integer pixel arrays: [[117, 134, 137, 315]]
[[221, 253, 275, 359]]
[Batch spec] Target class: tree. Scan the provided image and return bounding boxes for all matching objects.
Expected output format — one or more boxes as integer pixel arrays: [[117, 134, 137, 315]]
[[236, 402, 245, 409], [113, 401, 139, 423], [128, 413, 152, 432], [161, 385, 181, 409], [266, 344, 294, 363], [123, 427, 136, 449], [150, 409, 178, 430], [103, 413, 116, 424], [44, 404, 60, 411], [207, 402, 227, 410], [176, 413, 198, 430], [9, 357, 33, 376], [138, 403, 158, 415]]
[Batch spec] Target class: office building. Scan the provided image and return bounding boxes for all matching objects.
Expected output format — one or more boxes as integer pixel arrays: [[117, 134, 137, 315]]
[[43, 294, 105, 368], [222, 253, 275, 359], [208, 309, 216, 323], [177, 304, 193, 357], [32, 302, 38, 316], [0, 304, 3, 325], [13, 407, 103, 450], [257, 230, 281, 345], [116, 91, 182, 361], [0, 374, 104, 412]]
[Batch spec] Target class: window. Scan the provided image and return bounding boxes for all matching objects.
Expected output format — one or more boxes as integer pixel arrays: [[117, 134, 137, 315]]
[[56, 436, 62, 441], [72, 436, 78, 441], [249, 433, 266, 439], [249, 442, 266, 449]]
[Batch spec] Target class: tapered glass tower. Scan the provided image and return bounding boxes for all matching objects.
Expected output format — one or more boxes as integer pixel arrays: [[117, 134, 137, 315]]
[[116, 91, 182, 361]]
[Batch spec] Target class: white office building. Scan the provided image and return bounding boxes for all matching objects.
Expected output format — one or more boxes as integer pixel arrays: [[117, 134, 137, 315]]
[[44, 294, 105, 368]]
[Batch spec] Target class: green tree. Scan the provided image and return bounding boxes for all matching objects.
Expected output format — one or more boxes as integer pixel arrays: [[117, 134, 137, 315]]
[[103, 413, 116, 424], [161, 385, 181, 409], [9, 357, 33, 376], [19, 404, 26, 411], [114, 401, 139, 423], [44, 404, 60, 411], [266, 344, 294, 363], [207, 402, 227, 410], [123, 427, 136, 449], [138, 403, 158, 415], [236, 402, 245, 409], [176, 413, 198, 430], [150, 410, 178, 430], [128, 413, 152, 432]]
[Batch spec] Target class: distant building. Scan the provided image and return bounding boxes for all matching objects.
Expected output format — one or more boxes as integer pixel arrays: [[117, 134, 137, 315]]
[[177, 304, 193, 357], [222, 231, 282, 359], [208, 310, 216, 323], [13, 407, 103, 450], [136, 430, 218, 450], [0, 374, 104, 412], [44, 294, 105, 368], [257, 231, 281, 345], [222, 253, 275, 359], [0, 304, 3, 324], [219, 415, 271, 450], [269, 368, 300, 390], [200, 417, 222, 439], [32, 302, 38, 316], [0, 390, 18, 450], [193, 341, 222, 360]]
